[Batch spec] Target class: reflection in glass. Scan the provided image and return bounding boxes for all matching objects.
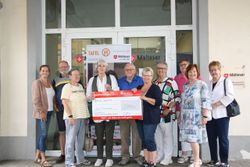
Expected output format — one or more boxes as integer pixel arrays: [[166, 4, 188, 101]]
[[71, 38, 112, 86], [176, 0, 192, 25], [46, 34, 61, 80], [121, 0, 171, 26], [46, 0, 61, 28], [66, 0, 115, 28], [46, 34, 61, 150], [125, 37, 165, 77], [176, 30, 193, 74]]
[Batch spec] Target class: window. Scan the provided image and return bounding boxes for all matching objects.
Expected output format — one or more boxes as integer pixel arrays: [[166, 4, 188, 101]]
[[46, 0, 61, 28], [125, 37, 165, 74], [121, 0, 171, 26], [176, 0, 192, 25], [46, 34, 61, 80], [176, 30, 193, 74], [66, 0, 115, 28]]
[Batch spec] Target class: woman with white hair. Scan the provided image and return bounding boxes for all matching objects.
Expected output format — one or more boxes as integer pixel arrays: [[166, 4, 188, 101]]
[[86, 59, 119, 167], [137, 67, 162, 167]]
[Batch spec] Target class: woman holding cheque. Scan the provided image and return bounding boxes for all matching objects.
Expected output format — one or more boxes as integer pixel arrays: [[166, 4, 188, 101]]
[[136, 67, 162, 167], [86, 59, 119, 167]]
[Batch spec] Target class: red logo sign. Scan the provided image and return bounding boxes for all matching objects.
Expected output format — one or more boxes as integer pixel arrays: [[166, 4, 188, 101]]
[[131, 54, 137, 62], [113, 55, 118, 59], [76, 55, 84, 63], [224, 73, 229, 78]]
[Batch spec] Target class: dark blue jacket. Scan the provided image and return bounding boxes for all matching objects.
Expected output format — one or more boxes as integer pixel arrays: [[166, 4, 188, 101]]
[[52, 73, 70, 111]]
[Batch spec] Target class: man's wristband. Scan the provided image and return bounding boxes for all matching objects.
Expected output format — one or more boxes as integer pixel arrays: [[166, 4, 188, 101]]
[[68, 115, 73, 118]]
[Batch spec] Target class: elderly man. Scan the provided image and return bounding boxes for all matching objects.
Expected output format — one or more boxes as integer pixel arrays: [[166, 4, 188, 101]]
[[154, 62, 180, 165], [52, 60, 70, 163], [118, 63, 144, 166]]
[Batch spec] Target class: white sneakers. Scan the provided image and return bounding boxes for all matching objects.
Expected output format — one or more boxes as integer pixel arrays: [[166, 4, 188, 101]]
[[160, 159, 173, 165], [177, 156, 189, 163], [105, 159, 114, 167], [94, 159, 103, 166], [94, 159, 113, 167]]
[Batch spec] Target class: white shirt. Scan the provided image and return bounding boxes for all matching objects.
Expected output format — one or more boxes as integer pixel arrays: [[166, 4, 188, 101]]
[[86, 74, 119, 96], [209, 76, 234, 119], [45, 87, 55, 111], [86, 74, 119, 123]]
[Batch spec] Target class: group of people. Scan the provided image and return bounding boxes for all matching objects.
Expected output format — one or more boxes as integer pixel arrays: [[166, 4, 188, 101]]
[[32, 59, 234, 167]]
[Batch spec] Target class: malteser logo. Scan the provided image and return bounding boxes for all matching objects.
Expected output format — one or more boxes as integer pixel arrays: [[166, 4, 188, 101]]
[[102, 48, 110, 57]]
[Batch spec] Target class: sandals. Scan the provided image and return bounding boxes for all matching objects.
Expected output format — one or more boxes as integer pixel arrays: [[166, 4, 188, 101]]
[[34, 157, 41, 164], [188, 161, 202, 167], [40, 160, 52, 167]]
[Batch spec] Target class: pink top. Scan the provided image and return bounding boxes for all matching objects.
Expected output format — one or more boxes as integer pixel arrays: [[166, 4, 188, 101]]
[[174, 73, 187, 94]]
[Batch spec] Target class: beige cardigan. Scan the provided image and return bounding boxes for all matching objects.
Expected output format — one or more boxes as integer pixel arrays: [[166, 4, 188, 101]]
[[32, 79, 51, 119]]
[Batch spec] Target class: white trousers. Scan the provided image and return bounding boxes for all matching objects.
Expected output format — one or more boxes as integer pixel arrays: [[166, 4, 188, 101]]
[[181, 141, 192, 152], [155, 122, 173, 162]]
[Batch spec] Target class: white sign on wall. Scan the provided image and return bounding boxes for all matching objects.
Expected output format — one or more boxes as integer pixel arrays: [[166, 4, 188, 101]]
[[86, 44, 132, 63], [223, 65, 246, 88]]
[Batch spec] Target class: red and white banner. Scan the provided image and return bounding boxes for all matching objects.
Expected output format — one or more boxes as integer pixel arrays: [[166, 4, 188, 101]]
[[92, 90, 143, 120], [86, 44, 131, 63]]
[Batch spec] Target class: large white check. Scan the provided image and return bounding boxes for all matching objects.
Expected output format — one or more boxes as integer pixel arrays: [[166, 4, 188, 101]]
[[92, 90, 143, 120]]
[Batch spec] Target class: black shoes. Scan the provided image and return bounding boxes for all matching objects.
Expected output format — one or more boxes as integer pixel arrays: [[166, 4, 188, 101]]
[[56, 154, 65, 163]]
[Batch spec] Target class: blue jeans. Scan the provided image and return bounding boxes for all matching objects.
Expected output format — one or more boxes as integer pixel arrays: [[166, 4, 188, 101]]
[[65, 119, 87, 166], [137, 121, 158, 151], [206, 117, 230, 163], [36, 111, 52, 152]]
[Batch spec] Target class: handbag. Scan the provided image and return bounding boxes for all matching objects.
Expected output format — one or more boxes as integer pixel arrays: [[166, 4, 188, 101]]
[[224, 79, 240, 117], [84, 122, 94, 152]]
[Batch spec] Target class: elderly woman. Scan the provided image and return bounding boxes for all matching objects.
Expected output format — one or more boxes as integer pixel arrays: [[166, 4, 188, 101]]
[[206, 61, 234, 167], [179, 64, 211, 167], [86, 59, 119, 167], [137, 67, 162, 167], [32, 65, 54, 167], [61, 69, 91, 167]]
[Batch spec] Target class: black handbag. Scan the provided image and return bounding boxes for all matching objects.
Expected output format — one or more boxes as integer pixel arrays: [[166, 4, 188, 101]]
[[224, 79, 240, 117]]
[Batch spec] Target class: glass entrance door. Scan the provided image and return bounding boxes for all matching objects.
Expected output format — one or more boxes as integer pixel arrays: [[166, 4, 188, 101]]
[[46, 30, 178, 157]]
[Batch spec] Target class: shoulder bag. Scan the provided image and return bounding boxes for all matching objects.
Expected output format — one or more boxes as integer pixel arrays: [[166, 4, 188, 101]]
[[224, 79, 240, 117]]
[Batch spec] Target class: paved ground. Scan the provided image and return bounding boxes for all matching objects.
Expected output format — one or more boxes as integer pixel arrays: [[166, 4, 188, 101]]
[[1, 158, 250, 167]]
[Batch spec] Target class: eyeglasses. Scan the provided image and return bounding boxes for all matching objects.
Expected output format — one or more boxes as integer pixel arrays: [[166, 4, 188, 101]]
[[180, 63, 188, 66], [142, 75, 152, 77], [125, 69, 135, 71], [157, 67, 167, 70]]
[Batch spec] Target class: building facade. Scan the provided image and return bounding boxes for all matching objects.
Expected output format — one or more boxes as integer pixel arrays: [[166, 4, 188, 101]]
[[0, 0, 249, 160]]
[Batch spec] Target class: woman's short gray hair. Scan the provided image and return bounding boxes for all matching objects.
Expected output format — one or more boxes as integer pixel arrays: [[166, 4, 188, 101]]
[[142, 67, 154, 77], [97, 59, 108, 67]]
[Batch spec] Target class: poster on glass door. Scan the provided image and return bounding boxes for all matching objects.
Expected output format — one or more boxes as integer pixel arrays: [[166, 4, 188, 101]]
[[86, 44, 132, 63]]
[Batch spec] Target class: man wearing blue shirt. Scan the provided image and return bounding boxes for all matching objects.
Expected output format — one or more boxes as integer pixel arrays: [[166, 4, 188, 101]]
[[118, 63, 144, 166]]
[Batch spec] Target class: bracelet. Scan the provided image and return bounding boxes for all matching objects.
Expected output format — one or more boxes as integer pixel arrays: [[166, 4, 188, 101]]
[[202, 115, 208, 118], [68, 115, 73, 118]]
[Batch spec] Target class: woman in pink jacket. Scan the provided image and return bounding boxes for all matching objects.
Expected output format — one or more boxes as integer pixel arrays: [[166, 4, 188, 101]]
[[32, 65, 55, 167]]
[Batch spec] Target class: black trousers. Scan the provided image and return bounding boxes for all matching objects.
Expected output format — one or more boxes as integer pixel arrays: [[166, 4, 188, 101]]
[[206, 117, 230, 163], [95, 121, 115, 159]]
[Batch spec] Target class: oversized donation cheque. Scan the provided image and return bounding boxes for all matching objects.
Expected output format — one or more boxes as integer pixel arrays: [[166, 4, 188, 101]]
[[92, 90, 143, 120]]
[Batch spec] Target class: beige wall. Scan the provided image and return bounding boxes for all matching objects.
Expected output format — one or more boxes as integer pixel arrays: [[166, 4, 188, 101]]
[[0, 0, 27, 136], [208, 0, 250, 135]]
